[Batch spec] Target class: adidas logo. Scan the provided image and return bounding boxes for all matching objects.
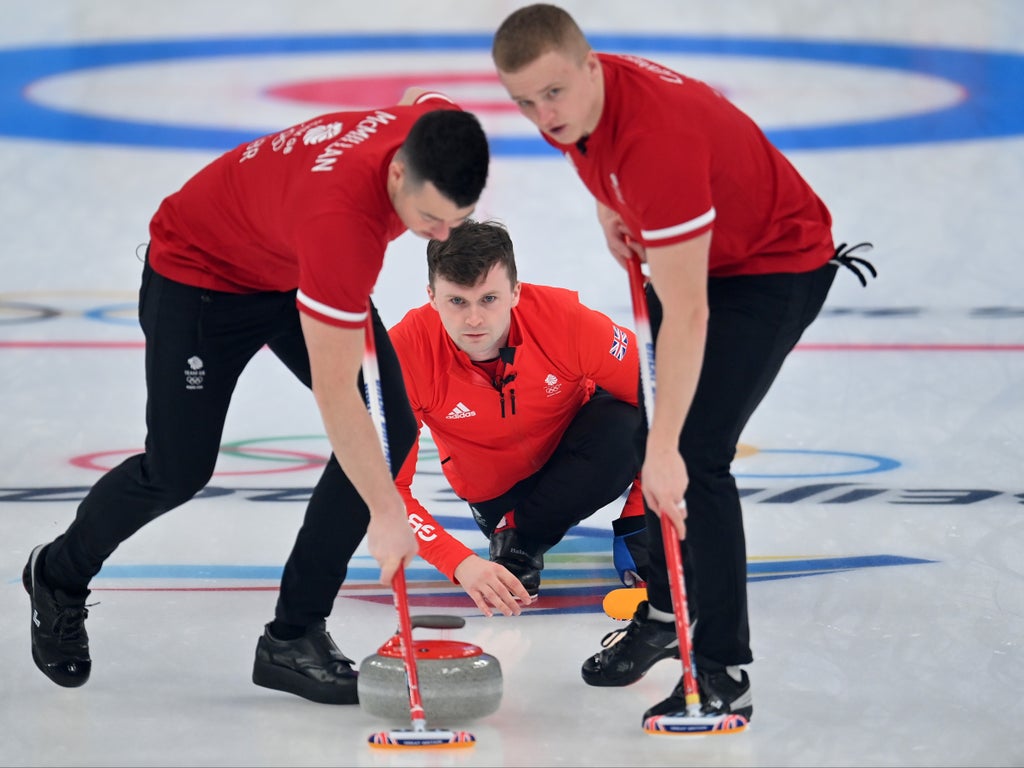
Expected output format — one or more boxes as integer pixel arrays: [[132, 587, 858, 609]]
[[446, 401, 477, 419]]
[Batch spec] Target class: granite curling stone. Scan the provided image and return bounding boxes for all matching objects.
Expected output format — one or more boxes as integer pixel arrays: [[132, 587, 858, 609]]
[[358, 614, 502, 722]]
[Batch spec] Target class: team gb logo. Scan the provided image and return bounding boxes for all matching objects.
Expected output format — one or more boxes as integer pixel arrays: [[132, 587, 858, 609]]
[[303, 122, 344, 145]]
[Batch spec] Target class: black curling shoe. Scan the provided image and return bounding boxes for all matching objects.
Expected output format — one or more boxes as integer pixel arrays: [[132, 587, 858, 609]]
[[581, 600, 678, 686], [23, 544, 92, 687], [252, 621, 359, 704]]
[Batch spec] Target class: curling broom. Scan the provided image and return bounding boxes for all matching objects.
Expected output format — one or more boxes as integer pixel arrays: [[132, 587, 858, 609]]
[[623, 252, 748, 736], [360, 311, 476, 749]]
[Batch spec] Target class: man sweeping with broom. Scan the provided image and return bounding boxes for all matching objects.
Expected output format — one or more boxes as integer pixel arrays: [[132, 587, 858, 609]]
[[491, 3, 875, 729]]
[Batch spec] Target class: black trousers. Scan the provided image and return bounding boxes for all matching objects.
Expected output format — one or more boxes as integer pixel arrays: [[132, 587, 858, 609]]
[[468, 389, 643, 552], [642, 262, 839, 671], [44, 261, 416, 627]]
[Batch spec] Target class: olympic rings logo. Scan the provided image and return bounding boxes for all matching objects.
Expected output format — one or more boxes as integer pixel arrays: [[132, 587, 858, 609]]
[[70, 435, 332, 476], [732, 445, 901, 478], [1, 291, 138, 327], [67, 435, 900, 479]]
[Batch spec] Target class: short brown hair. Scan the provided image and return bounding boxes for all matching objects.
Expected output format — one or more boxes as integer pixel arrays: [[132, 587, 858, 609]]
[[492, 3, 591, 73], [427, 219, 518, 289]]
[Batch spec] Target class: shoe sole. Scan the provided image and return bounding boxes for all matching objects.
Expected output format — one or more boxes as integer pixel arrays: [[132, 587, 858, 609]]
[[252, 660, 359, 705], [25, 544, 91, 688]]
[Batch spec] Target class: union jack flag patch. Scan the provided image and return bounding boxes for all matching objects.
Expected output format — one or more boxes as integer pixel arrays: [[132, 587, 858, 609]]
[[609, 326, 629, 361]]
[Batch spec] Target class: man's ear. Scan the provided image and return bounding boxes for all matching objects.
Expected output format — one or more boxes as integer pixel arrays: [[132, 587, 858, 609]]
[[388, 157, 406, 189]]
